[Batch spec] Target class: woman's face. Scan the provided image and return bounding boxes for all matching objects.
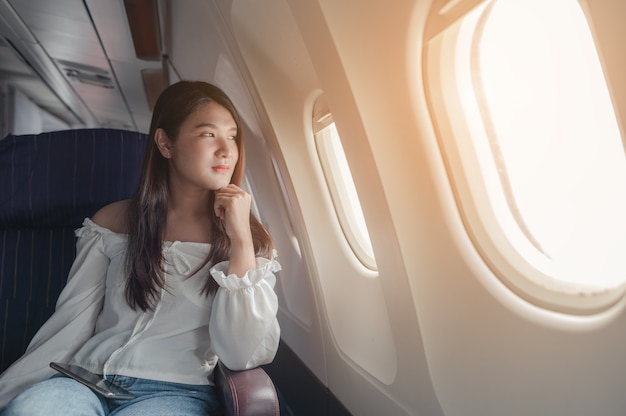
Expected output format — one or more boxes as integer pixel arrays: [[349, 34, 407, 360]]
[[157, 101, 239, 192]]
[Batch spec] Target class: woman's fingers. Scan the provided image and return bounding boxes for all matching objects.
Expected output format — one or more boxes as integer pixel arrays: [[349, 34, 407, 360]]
[[214, 185, 252, 239]]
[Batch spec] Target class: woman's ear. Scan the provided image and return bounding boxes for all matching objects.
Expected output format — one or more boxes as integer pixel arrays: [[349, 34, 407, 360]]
[[154, 128, 173, 158]]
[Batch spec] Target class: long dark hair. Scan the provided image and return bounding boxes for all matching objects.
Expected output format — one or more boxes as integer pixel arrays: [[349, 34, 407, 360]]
[[126, 81, 273, 311]]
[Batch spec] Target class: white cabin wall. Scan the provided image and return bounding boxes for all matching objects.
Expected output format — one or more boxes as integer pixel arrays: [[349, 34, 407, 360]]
[[580, 0, 626, 148], [226, 0, 444, 415], [285, 1, 446, 414], [298, 1, 626, 416], [308, 1, 626, 415]]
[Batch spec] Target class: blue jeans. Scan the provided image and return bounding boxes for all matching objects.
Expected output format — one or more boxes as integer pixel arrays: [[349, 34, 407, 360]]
[[1, 374, 220, 415]]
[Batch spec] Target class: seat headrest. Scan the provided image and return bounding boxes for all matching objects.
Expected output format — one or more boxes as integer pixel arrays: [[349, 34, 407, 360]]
[[0, 128, 147, 229]]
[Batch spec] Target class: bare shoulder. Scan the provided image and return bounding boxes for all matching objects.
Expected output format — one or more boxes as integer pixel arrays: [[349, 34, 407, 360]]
[[91, 199, 131, 234]]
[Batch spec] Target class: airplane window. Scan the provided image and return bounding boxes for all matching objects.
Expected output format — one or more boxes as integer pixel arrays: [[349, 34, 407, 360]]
[[314, 111, 377, 270], [424, 0, 626, 313]]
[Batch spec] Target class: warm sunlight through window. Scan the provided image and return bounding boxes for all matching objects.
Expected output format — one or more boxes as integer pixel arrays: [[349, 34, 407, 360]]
[[424, 0, 626, 312], [476, 0, 626, 287], [316, 122, 377, 270]]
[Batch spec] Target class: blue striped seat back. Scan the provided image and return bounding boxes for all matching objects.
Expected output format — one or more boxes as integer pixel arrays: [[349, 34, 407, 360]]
[[0, 129, 147, 372]]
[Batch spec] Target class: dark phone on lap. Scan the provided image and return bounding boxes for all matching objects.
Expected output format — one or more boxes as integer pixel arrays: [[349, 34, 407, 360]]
[[50, 362, 135, 399]]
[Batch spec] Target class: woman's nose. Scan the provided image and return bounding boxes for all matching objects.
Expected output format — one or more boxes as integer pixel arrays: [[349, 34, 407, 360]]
[[215, 139, 232, 158]]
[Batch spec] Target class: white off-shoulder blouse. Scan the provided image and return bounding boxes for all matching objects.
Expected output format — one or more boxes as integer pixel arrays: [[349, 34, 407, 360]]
[[0, 218, 281, 408]]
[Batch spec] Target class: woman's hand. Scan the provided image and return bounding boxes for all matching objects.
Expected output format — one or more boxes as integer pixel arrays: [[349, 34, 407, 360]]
[[214, 184, 256, 277], [214, 184, 252, 242]]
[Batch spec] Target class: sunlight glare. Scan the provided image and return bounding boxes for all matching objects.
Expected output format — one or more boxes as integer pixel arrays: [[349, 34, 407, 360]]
[[478, 0, 626, 286]]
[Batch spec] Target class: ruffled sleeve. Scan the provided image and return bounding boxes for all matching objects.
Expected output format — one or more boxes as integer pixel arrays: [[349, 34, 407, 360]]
[[208, 253, 281, 370], [0, 219, 108, 408]]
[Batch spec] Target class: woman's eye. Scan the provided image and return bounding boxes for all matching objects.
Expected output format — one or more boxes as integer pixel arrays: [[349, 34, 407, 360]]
[[227, 135, 236, 141]]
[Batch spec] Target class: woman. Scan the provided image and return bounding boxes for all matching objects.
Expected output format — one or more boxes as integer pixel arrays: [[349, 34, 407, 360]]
[[0, 81, 280, 415]]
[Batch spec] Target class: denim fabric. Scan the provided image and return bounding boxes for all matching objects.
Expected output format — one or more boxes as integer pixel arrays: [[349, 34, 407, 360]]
[[1, 374, 220, 415]]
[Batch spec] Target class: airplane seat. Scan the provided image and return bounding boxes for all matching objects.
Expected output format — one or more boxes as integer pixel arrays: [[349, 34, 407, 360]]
[[0, 128, 279, 416]]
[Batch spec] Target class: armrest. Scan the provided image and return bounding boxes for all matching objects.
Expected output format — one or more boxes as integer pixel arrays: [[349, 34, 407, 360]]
[[215, 361, 280, 416]]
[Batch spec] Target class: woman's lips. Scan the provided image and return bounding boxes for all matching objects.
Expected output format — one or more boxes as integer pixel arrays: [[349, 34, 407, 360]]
[[212, 165, 229, 173]]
